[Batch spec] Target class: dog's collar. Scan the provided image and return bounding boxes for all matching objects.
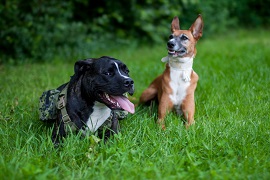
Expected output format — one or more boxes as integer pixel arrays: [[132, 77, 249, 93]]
[[161, 56, 194, 82], [161, 56, 194, 69]]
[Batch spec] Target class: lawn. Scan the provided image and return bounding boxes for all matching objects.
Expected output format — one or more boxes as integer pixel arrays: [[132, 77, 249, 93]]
[[0, 29, 269, 179]]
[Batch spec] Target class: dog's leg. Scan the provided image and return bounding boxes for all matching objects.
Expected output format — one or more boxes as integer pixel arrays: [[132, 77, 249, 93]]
[[181, 93, 195, 128], [157, 94, 174, 129], [51, 123, 60, 146], [110, 114, 119, 134], [51, 114, 67, 147], [103, 113, 119, 142], [181, 71, 199, 128], [51, 120, 65, 147]]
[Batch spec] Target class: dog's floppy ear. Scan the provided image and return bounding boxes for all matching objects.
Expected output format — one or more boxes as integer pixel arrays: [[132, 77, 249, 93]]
[[74, 59, 94, 75], [189, 14, 204, 40], [171, 16, 180, 32]]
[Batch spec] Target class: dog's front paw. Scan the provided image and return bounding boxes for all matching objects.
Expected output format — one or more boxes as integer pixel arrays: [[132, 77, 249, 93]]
[[114, 110, 128, 120], [157, 119, 166, 130], [185, 120, 195, 129]]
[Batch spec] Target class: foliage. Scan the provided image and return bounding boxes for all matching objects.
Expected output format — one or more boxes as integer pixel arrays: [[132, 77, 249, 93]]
[[0, 1, 87, 63], [0, 29, 270, 179], [0, 0, 269, 63]]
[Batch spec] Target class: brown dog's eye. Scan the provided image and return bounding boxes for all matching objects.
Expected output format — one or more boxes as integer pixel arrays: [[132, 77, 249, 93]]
[[169, 35, 174, 39], [181, 35, 188, 41]]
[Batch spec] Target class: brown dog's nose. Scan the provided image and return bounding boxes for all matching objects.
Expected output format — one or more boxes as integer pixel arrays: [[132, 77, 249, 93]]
[[167, 41, 175, 49]]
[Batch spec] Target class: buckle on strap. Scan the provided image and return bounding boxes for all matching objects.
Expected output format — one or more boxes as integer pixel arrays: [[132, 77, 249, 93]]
[[58, 96, 65, 109], [62, 114, 71, 123]]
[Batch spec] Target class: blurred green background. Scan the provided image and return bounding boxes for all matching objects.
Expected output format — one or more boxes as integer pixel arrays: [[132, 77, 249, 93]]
[[0, 0, 269, 64]]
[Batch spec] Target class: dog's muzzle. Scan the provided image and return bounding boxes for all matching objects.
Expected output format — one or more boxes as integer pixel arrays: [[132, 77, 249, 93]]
[[167, 40, 176, 49], [167, 40, 187, 57]]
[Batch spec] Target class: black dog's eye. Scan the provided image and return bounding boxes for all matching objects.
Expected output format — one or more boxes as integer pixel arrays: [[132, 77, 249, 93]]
[[103, 69, 114, 76], [169, 35, 174, 39], [104, 72, 112, 76], [124, 69, 129, 74], [181, 35, 188, 41], [120, 64, 129, 75]]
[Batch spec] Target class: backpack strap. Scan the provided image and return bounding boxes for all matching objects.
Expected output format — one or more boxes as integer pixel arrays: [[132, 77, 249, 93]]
[[57, 84, 79, 133]]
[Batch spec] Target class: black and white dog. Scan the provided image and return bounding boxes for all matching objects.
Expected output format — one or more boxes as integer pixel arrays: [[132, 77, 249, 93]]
[[52, 56, 135, 144]]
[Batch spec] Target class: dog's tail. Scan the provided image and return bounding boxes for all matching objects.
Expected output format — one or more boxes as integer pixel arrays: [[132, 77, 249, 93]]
[[139, 87, 158, 104], [139, 75, 161, 104]]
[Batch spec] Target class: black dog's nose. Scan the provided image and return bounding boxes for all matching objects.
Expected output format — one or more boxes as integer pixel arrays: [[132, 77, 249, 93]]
[[124, 78, 134, 95], [167, 41, 175, 49], [124, 79, 134, 87]]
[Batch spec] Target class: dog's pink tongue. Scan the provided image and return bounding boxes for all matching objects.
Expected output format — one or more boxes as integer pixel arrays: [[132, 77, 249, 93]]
[[112, 96, 135, 114]]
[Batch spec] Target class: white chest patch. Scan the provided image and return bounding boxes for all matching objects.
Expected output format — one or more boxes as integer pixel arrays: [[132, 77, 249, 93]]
[[86, 102, 111, 132], [165, 56, 193, 107], [169, 68, 191, 106]]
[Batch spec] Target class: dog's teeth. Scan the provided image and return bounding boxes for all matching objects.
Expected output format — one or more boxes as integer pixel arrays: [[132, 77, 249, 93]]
[[105, 93, 112, 102]]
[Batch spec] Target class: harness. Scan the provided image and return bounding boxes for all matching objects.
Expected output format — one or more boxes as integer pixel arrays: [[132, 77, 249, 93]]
[[39, 83, 122, 137], [56, 84, 115, 134], [57, 84, 79, 133]]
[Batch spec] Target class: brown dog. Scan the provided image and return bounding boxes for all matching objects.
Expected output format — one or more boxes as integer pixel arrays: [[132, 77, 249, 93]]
[[139, 15, 203, 129]]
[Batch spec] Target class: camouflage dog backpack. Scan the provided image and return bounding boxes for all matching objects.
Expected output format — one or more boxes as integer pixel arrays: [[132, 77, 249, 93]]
[[39, 89, 61, 121]]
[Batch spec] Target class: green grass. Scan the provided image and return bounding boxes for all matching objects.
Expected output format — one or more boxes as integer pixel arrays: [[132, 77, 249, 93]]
[[0, 29, 270, 179]]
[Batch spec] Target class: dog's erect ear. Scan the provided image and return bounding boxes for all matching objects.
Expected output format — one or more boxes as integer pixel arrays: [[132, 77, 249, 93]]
[[189, 14, 204, 40], [74, 59, 94, 74], [171, 16, 180, 32]]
